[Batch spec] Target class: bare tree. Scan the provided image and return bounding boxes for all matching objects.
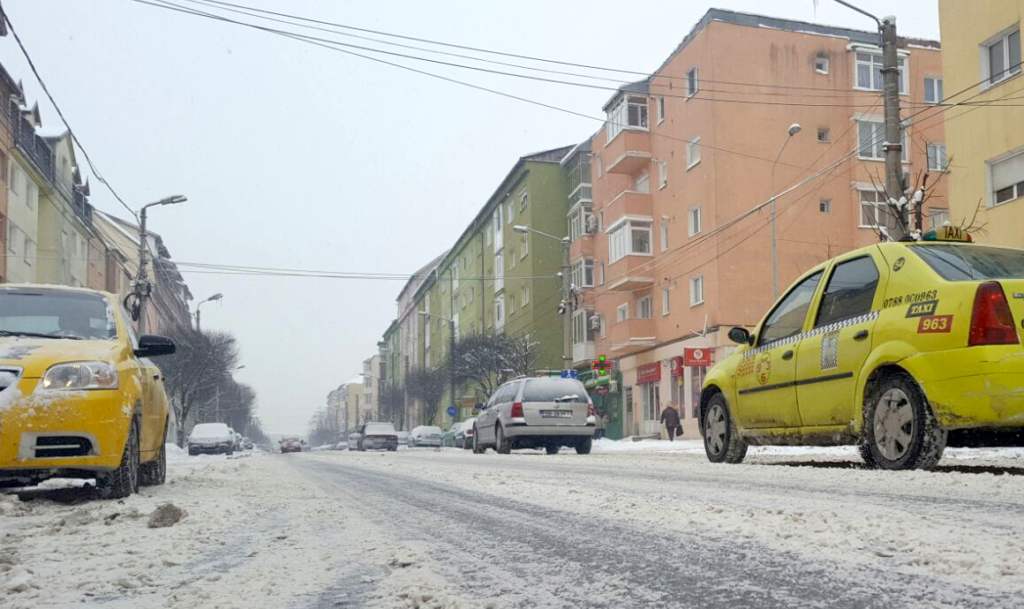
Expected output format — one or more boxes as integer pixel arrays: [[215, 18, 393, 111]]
[[406, 366, 446, 426], [379, 383, 406, 430], [450, 333, 539, 400]]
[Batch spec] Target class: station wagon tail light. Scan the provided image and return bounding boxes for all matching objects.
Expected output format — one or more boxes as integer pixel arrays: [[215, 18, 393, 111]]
[[511, 402, 524, 418], [969, 282, 1019, 346], [587, 403, 596, 418], [465, 427, 474, 436]]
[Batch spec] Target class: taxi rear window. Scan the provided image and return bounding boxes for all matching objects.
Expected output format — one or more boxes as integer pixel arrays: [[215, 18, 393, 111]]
[[910, 245, 1024, 281]]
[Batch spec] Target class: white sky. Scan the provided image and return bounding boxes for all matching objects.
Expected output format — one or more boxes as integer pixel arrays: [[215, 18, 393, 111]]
[[2, 0, 940, 435]]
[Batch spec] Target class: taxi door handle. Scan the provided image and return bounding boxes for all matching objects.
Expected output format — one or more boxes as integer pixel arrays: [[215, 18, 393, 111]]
[[854, 330, 870, 341], [782, 350, 794, 361]]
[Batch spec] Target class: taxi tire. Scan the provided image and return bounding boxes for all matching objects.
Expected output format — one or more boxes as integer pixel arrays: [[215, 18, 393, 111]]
[[140, 418, 168, 487], [97, 416, 140, 500], [702, 393, 748, 464], [863, 372, 947, 471]]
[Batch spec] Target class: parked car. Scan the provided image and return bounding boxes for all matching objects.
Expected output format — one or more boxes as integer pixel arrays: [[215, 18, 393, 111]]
[[0, 285, 176, 498], [280, 437, 302, 453], [395, 430, 410, 447], [455, 418, 476, 449], [701, 232, 1024, 471], [189, 423, 236, 456], [358, 422, 398, 451], [347, 432, 362, 450], [231, 430, 243, 451], [409, 425, 443, 447], [441, 422, 464, 447], [243, 438, 254, 450], [473, 377, 595, 455]]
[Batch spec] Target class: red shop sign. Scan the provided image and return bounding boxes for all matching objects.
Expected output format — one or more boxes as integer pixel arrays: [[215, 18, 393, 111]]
[[684, 347, 712, 367], [637, 362, 661, 384], [670, 356, 684, 377]]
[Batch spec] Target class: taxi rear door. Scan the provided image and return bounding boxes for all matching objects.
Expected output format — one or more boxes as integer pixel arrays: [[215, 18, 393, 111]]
[[795, 251, 887, 428]]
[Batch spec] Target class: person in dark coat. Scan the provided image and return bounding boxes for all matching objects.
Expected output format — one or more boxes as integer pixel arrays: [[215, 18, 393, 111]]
[[660, 404, 681, 441]]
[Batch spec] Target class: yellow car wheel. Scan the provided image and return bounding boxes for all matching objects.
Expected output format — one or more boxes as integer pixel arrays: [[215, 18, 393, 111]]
[[703, 394, 747, 464], [863, 372, 947, 471]]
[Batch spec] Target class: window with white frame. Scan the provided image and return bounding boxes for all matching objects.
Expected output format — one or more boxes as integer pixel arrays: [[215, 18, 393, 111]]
[[509, 294, 516, 315], [637, 296, 653, 319], [572, 310, 596, 345], [568, 205, 593, 242], [687, 137, 701, 169], [9, 164, 20, 195], [659, 160, 668, 189], [596, 155, 603, 178], [690, 275, 705, 306], [597, 262, 605, 286], [660, 222, 668, 252], [927, 207, 950, 230], [927, 143, 948, 172], [616, 303, 629, 322], [519, 189, 528, 212], [634, 171, 650, 194], [984, 28, 1022, 87], [493, 208, 503, 250], [662, 287, 670, 316], [820, 198, 832, 214], [990, 150, 1024, 205], [606, 94, 649, 141], [686, 66, 699, 97], [506, 202, 514, 223], [494, 251, 504, 292], [688, 205, 702, 237], [657, 96, 666, 123], [509, 248, 517, 268], [856, 118, 908, 161], [521, 285, 530, 305], [599, 315, 607, 338], [521, 234, 528, 259], [608, 219, 653, 263], [571, 258, 595, 288], [817, 127, 831, 143], [854, 51, 908, 93], [484, 222, 492, 246], [814, 54, 829, 74], [859, 189, 898, 229], [495, 296, 505, 328], [469, 285, 476, 303], [924, 76, 944, 104]]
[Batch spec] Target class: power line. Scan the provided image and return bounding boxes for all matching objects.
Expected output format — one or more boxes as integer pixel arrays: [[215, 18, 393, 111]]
[[2, 8, 137, 219]]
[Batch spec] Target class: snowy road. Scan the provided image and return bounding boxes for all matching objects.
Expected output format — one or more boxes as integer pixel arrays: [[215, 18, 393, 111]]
[[3, 442, 1024, 608]]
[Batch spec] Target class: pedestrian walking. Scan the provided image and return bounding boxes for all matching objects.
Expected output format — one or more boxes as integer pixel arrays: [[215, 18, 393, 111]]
[[594, 413, 607, 440], [660, 404, 681, 441]]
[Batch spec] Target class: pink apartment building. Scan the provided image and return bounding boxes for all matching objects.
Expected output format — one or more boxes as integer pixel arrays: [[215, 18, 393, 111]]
[[570, 9, 946, 438]]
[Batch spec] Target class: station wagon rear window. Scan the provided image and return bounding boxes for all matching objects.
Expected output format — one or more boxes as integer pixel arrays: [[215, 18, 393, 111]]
[[911, 245, 1024, 281], [521, 378, 588, 403]]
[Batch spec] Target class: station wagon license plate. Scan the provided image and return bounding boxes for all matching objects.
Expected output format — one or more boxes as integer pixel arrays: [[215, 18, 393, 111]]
[[540, 410, 573, 419]]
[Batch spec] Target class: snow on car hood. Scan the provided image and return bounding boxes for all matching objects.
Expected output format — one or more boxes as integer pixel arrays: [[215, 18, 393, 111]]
[[0, 337, 123, 378]]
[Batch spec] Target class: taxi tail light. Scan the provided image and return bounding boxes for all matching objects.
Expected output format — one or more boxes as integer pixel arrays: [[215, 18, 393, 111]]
[[511, 402, 524, 418], [969, 282, 1020, 346]]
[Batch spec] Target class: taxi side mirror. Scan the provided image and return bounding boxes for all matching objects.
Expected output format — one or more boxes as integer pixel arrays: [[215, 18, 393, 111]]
[[728, 327, 751, 345], [136, 334, 176, 358]]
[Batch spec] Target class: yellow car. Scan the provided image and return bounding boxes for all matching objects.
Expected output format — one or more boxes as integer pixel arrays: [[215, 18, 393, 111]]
[[0, 285, 175, 497], [701, 229, 1024, 470]]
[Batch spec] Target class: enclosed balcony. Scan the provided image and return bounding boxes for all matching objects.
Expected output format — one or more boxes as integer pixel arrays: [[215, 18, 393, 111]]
[[605, 129, 652, 175]]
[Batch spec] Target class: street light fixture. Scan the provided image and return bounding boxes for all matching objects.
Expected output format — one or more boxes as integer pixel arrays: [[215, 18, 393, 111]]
[[195, 292, 223, 332], [770, 124, 802, 300], [512, 224, 572, 371]]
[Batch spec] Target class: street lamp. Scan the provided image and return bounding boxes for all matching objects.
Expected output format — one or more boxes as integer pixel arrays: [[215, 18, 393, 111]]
[[769, 125, 802, 300], [513, 225, 572, 371], [420, 309, 457, 420], [136, 195, 186, 333], [194, 292, 223, 332]]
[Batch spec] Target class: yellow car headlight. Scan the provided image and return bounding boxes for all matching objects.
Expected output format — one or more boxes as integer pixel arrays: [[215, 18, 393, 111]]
[[41, 362, 119, 391]]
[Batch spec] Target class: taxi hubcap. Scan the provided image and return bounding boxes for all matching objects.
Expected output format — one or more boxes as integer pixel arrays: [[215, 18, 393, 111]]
[[874, 388, 915, 461], [707, 403, 727, 455]]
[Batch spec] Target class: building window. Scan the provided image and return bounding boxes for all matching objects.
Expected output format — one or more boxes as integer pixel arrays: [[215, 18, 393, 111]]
[[469, 286, 475, 303], [817, 127, 831, 143], [662, 287, 670, 316], [509, 248, 517, 268], [927, 143, 948, 172], [521, 286, 530, 305], [854, 51, 907, 93], [484, 223, 492, 246], [688, 206, 702, 237], [493, 208, 503, 250], [494, 251, 504, 292], [606, 94, 649, 141], [616, 303, 629, 322], [686, 66, 699, 97], [495, 296, 505, 329], [991, 150, 1024, 205], [859, 189, 898, 229], [984, 29, 1022, 87], [568, 205, 593, 242], [509, 295, 516, 315], [519, 189, 528, 212], [819, 198, 832, 214], [642, 382, 661, 424], [634, 171, 650, 194], [596, 155, 603, 178], [927, 208, 950, 230], [815, 55, 829, 74], [506, 202, 514, 224], [656, 96, 666, 123], [687, 137, 701, 169], [637, 296, 653, 319], [9, 164, 20, 195], [598, 262, 605, 286], [573, 310, 588, 345], [608, 219, 653, 263], [599, 316, 607, 338], [857, 119, 908, 162], [521, 234, 528, 259], [659, 160, 668, 189], [571, 258, 595, 288], [660, 222, 669, 252], [690, 275, 705, 306], [924, 76, 944, 104]]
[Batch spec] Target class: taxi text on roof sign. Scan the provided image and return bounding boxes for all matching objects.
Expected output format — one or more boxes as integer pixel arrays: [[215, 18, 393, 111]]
[[923, 225, 973, 242]]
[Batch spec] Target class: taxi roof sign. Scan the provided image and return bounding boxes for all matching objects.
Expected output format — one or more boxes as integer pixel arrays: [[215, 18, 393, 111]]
[[923, 225, 973, 243]]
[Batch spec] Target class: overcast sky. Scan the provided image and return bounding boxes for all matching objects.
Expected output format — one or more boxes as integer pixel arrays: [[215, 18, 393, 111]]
[[4, 0, 940, 435]]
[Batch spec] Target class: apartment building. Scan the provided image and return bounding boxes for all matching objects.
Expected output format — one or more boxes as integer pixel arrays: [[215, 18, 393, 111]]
[[579, 9, 946, 438], [37, 130, 95, 288], [939, 0, 1024, 247]]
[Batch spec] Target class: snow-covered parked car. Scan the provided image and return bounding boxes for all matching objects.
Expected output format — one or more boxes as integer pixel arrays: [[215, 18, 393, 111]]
[[441, 423, 464, 447], [347, 432, 362, 450], [455, 418, 476, 449], [395, 431, 410, 447], [409, 426, 443, 447], [188, 423, 235, 456]]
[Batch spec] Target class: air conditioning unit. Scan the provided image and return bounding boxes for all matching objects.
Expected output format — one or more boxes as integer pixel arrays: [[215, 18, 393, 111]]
[[585, 215, 598, 234], [589, 315, 602, 330]]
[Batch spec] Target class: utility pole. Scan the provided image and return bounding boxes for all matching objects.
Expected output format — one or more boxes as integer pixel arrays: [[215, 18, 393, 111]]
[[134, 195, 186, 333], [560, 237, 572, 372]]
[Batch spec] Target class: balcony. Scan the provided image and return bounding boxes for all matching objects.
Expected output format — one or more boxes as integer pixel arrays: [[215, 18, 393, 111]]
[[605, 129, 651, 175], [569, 238, 594, 261], [604, 190, 652, 222], [573, 341, 596, 366], [11, 105, 55, 184], [605, 255, 655, 292], [609, 318, 656, 353]]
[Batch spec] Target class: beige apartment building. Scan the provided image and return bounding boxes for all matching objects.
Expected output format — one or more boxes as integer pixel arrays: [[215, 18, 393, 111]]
[[577, 9, 948, 438]]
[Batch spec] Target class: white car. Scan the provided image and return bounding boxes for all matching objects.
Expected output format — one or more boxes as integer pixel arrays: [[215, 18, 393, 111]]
[[409, 425, 443, 447], [188, 423, 235, 456], [454, 418, 476, 449], [347, 432, 361, 451], [473, 377, 595, 455], [395, 431, 410, 447]]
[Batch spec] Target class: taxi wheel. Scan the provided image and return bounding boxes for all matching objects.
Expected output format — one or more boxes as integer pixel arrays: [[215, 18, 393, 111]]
[[703, 394, 747, 464], [863, 372, 947, 471], [140, 418, 168, 487], [97, 417, 140, 500], [471, 427, 485, 454]]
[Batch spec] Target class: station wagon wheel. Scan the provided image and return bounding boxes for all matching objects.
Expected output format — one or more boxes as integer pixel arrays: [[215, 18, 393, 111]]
[[863, 372, 947, 471], [702, 393, 747, 464], [495, 425, 511, 455], [472, 426, 484, 454]]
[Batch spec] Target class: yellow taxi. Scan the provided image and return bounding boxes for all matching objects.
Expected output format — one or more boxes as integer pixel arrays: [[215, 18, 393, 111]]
[[0, 285, 175, 497], [701, 227, 1024, 470]]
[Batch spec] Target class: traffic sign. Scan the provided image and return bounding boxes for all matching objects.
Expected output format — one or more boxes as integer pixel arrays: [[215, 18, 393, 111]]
[[447, 406, 457, 417]]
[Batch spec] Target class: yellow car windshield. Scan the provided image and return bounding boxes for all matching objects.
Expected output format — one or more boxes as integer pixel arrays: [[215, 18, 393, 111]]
[[0, 288, 117, 341]]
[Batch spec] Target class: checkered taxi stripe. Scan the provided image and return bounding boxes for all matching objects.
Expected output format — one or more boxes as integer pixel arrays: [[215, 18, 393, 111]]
[[742, 311, 881, 359]]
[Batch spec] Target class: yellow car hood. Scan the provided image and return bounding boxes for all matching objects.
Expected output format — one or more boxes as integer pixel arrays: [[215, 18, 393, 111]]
[[0, 338, 123, 379]]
